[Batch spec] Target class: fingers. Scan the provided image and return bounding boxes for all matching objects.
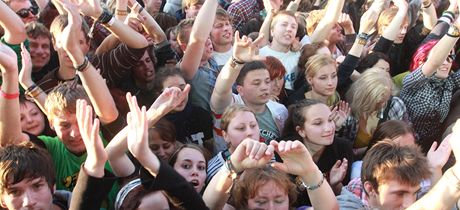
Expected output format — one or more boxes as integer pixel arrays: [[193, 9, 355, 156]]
[[332, 159, 342, 168], [429, 141, 438, 152]]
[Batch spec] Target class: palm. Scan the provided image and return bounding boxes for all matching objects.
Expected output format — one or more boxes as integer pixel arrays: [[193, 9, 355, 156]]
[[232, 31, 263, 63], [271, 140, 316, 176]]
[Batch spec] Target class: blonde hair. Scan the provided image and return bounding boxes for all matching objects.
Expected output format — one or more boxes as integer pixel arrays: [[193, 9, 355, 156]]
[[176, 18, 195, 46], [220, 104, 256, 132], [346, 68, 394, 118], [182, 0, 204, 9], [270, 10, 297, 31], [45, 82, 90, 121], [304, 54, 336, 79], [305, 9, 325, 35]]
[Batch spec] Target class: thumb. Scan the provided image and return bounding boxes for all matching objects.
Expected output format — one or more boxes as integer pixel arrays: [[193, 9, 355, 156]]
[[429, 141, 438, 153], [271, 162, 288, 173]]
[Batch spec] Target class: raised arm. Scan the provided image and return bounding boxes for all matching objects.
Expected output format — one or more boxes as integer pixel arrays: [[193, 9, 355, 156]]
[[421, 0, 437, 31], [270, 140, 339, 210], [0, 1, 27, 45], [18, 44, 47, 114], [0, 42, 28, 146], [210, 32, 263, 113], [129, 0, 167, 44], [421, 18, 460, 76], [257, 0, 281, 48], [309, 0, 345, 43], [380, 0, 408, 41], [179, 0, 218, 80], [76, 0, 148, 49], [407, 120, 460, 210], [60, 0, 118, 124]]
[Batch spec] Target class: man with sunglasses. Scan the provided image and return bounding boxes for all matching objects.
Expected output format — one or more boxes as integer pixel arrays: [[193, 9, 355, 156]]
[[4, 0, 37, 23]]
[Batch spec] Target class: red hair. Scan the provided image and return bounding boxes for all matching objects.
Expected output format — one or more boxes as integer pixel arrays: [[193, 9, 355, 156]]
[[263, 56, 286, 80], [410, 40, 439, 71]]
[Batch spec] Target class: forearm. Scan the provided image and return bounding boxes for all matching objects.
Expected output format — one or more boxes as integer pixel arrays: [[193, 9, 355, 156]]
[[421, 4, 437, 31], [257, 11, 273, 48], [115, 0, 128, 21], [106, 127, 136, 177], [422, 32, 458, 76], [19, 82, 47, 115], [407, 168, 460, 210], [139, 9, 167, 44], [210, 60, 241, 113], [203, 167, 232, 210], [310, 0, 344, 42], [0, 71, 27, 146], [103, 21, 149, 49], [382, 7, 408, 41], [95, 34, 121, 55], [300, 168, 339, 210], [0, 1, 27, 44]]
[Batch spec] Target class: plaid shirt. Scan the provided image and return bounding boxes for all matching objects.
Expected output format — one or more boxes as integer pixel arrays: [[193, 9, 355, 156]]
[[337, 97, 410, 144], [400, 67, 460, 141], [227, 0, 262, 32], [345, 178, 370, 208]]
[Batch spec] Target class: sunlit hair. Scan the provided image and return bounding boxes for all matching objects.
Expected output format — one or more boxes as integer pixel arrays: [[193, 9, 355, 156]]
[[368, 120, 415, 149], [176, 18, 195, 46], [297, 42, 326, 72], [45, 82, 90, 121], [305, 9, 325, 35], [270, 10, 297, 31], [409, 39, 438, 71], [220, 104, 256, 132], [182, 0, 204, 9], [232, 166, 297, 209], [263, 56, 286, 80], [361, 140, 431, 193], [0, 142, 55, 194], [282, 99, 323, 139], [50, 15, 90, 45], [215, 8, 232, 22], [377, 6, 408, 35], [304, 54, 336, 79], [26, 22, 51, 40], [346, 68, 393, 118]]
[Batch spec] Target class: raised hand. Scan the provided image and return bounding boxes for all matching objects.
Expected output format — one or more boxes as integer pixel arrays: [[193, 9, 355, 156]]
[[58, 0, 84, 61], [428, 136, 452, 170], [329, 158, 348, 186], [0, 43, 18, 73], [232, 31, 265, 63], [230, 139, 274, 173], [71, 0, 103, 19], [338, 13, 354, 34], [330, 101, 350, 129], [263, 0, 282, 14], [18, 43, 34, 87], [76, 99, 107, 177], [147, 85, 190, 121], [270, 140, 319, 176], [126, 93, 149, 159]]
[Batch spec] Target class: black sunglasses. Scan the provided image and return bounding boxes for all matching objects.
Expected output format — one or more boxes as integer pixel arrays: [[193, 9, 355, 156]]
[[16, 6, 38, 18]]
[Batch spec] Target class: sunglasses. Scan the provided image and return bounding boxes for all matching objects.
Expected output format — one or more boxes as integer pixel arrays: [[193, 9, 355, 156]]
[[16, 6, 38, 18]]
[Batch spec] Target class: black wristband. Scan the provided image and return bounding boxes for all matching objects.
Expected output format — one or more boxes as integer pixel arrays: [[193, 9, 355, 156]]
[[74, 57, 90, 72], [97, 8, 113, 24]]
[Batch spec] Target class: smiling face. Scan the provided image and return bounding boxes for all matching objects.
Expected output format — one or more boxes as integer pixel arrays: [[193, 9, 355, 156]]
[[307, 63, 338, 97], [9, 0, 37, 23], [173, 147, 207, 192], [271, 14, 297, 48], [297, 104, 335, 146], [20, 101, 46, 136], [148, 130, 176, 161], [247, 180, 290, 210], [29, 36, 51, 71], [434, 50, 455, 79]]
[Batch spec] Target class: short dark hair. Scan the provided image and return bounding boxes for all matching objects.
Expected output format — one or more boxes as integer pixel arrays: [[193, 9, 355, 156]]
[[235, 61, 267, 86], [0, 142, 55, 193], [356, 52, 390, 73], [153, 66, 185, 97]]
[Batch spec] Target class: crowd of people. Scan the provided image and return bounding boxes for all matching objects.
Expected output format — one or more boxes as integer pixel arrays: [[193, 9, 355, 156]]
[[0, 0, 460, 209]]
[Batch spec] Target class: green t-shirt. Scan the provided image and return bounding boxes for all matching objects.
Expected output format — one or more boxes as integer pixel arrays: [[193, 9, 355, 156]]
[[256, 106, 280, 142], [38, 135, 118, 210], [393, 71, 410, 91]]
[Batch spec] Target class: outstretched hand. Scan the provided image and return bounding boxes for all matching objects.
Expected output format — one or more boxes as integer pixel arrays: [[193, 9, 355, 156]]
[[0, 43, 18, 74], [230, 139, 274, 173], [19, 43, 33, 86], [427, 136, 452, 171], [329, 158, 348, 186], [359, 9, 379, 34], [76, 99, 107, 178], [330, 101, 350, 129], [71, 0, 103, 19], [147, 85, 190, 122], [232, 31, 265, 63], [270, 140, 318, 177]]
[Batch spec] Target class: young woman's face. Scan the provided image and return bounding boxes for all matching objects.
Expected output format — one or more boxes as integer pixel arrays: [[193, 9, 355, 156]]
[[307, 64, 338, 97], [19, 101, 46, 136], [373, 59, 390, 72], [162, 75, 188, 112], [223, 111, 260, 150], [435, 50, 455, 79], [173, 148, 206, 192], [149, 130, 176, 161], [247, 180, 289, 210], [269, 76, 284, 98], [297, 104, 335, 146]]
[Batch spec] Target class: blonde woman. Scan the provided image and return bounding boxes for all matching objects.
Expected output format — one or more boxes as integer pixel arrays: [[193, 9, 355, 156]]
[[337, 68, 410, 157]]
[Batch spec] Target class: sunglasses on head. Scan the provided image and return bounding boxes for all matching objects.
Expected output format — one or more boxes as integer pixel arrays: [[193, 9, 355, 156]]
[[16, 6, 38, 18]]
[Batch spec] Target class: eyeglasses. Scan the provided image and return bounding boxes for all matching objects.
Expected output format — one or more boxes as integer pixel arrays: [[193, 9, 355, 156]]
[[16, 6, 38, 19], [447, 52, 456, 63]]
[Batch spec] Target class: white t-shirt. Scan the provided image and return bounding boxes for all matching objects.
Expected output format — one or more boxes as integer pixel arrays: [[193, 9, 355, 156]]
[[258, 46, 300, 90], [212, 48, 232, 68]]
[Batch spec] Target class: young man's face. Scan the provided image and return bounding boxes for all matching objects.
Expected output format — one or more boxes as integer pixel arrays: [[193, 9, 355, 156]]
[[29, 35, 51, 71], [271, 15, 297, 48], [51, 112, 86, 155], [210, 18, 233, 47], [237, 69, 271, 107], [185, 4, 202, 18], [369, 180, 419, 210], [9, 0, 37, 23], [0, 177, 53, 210]]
